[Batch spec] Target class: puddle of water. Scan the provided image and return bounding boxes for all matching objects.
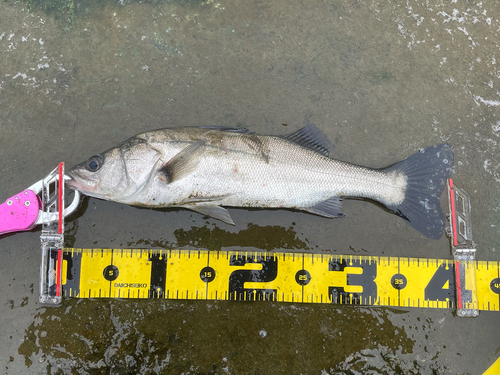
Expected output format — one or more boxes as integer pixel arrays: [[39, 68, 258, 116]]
[[18, 300, 418, 374]]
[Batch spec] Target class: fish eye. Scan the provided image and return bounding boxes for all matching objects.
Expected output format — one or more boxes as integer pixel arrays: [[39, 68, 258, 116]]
[[85, 155, 103, 172]]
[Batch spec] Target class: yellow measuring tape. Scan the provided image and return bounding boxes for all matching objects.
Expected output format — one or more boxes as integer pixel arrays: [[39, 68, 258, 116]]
[[59, 248, 500, 311]]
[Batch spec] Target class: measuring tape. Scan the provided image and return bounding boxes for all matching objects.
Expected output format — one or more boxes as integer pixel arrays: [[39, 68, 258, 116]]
[[51, 248, 500, 311]]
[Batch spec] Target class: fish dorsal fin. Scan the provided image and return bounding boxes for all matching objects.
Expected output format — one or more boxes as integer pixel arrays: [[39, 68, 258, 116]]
[[195, 126, 253, 134], [280, 124, 333, 157], [159, 140, 205, 184]]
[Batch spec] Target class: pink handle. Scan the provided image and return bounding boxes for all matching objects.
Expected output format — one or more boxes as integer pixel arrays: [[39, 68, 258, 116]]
[[0, 190, 41, 235]]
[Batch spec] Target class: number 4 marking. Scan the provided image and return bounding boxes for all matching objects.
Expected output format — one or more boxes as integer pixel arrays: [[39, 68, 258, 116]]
[[424, 263, 454, 302]]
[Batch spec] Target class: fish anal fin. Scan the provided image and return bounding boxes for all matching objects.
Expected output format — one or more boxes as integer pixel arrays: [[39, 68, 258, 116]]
[[281, 124, 334, 157], [183, 204, 235, 225], [301, 197, 345, 218], [159, 140, 205, 184]]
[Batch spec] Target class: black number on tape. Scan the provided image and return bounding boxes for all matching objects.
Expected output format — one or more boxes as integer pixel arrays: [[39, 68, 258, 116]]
[[490, 278, 500, 294], [200, 267, 216, 283], [424, 263, 454, 304], [391, 273, 407, 290], [295, 270, 311, 286], [328, 259, 377, 305], [103, 265, 119, 281], [149, 253, 167, 298], [228, 255, 278, 301]]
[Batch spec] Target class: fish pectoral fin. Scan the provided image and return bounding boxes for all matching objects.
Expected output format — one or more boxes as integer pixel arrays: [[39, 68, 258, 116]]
[[182, 204, 235, 225], [159, 140, 205, 184], [280, 123, 334, 157], [301, 197, 346, 218]]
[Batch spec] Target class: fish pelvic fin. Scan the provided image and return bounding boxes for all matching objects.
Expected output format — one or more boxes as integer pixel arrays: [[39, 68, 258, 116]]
[[159, 140, 205, 183], [182, 204, 235, 225], [301, 197, 346, 218], [281, 124, 333, 157], [384, 143, 454, 239]]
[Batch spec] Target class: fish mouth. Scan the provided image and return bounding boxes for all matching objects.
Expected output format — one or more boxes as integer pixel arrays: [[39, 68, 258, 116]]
[[65, 176, 81, 191], [65, 171, 98, 195]]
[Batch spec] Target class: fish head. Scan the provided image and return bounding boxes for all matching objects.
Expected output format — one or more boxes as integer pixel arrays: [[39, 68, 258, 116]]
[[66, 137, 161, 202]]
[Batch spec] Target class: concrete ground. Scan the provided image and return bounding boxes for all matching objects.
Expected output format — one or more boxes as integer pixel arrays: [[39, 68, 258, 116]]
[[1, 0, 499, 374]]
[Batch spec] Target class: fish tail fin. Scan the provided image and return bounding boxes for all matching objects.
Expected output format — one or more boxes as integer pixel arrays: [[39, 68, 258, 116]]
[[384, 143, 454, 239]]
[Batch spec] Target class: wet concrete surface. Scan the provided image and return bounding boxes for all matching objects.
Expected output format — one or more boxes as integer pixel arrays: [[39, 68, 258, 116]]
[[1, 0, 500, 374]]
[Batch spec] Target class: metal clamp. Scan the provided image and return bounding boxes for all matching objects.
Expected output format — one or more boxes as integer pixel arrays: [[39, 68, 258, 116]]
[[447, 179, 479, 318], [28, 170, 81, 228], [36, 163, 72, 306]]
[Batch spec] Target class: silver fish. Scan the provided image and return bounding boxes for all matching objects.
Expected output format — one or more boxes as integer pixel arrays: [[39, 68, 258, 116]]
[[66, 125, 453, 239]]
